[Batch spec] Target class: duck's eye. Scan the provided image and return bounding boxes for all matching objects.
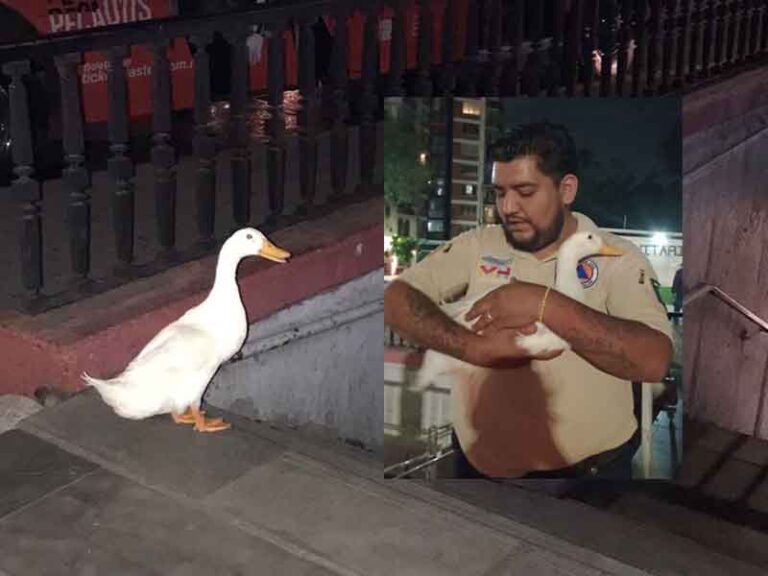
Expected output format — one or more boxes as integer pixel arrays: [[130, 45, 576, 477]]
[[246, 234, 253, 240], [587, 234, 593, 239]]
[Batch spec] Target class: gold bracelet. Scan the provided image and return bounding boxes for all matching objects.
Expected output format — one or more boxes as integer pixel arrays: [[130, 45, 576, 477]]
[[538, 286, 552, 323]]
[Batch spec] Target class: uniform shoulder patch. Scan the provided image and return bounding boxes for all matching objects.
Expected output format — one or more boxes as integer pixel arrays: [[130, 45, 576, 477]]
[[577, 258, 599, 288]]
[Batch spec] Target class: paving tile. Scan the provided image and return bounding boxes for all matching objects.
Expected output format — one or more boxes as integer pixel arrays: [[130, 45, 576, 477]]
[[20, 390, 284, 499], [746, 478, 768, 513], [0, 395, 43, 434], [702, 459, 762, 502], [0, 429, 98, 518], [676, 447, 721, 488], [734, 437, 768, 466], [207, 453, 516, 576], [694, 426, 740, 453], [0, 469, 335, 576]]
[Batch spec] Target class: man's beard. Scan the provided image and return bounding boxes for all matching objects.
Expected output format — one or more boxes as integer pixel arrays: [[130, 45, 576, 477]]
[[498, 207, 566, 252]]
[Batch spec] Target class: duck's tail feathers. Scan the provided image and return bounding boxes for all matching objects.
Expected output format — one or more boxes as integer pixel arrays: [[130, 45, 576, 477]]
[[82, 372, 121, 389]]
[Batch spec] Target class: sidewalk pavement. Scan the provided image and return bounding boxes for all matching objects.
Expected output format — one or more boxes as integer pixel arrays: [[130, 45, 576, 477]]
[[0, 390, 763, 575]]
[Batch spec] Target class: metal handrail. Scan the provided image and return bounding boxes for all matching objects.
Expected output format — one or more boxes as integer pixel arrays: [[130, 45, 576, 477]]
[[389, 449, 456, 479], [684, 283, 768, 332]]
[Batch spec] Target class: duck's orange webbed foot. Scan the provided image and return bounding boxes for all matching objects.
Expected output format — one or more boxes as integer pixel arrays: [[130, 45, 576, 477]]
[[171, 408, 226, 428], [191, 407, 230, 433]]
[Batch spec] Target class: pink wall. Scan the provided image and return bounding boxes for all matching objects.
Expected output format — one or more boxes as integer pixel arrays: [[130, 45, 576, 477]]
[[683, 67, 768, 438]]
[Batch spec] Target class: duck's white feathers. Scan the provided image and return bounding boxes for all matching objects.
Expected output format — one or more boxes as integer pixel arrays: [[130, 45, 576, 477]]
[[83, 323, 221, 420]]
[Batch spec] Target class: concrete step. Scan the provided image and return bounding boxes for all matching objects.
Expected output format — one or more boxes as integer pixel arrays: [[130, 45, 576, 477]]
[[6, 390, 648, 576], [606, 490, 768, 568], [430, 479, 767, 575]]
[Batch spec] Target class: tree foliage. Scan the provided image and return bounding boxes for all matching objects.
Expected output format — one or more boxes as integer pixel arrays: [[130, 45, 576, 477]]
[[383, 106, 431, 213]]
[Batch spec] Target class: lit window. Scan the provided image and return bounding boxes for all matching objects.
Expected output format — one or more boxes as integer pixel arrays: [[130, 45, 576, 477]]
[[427, 220, 444, 232], [464, 185, 475, 196], [462, 102, 481, 116]]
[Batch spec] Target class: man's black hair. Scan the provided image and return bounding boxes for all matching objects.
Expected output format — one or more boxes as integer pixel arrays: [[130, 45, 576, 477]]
[[486, 122, 579, 183]]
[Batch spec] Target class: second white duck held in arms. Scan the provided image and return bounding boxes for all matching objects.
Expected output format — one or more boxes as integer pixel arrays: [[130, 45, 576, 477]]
[[415, 231, 622, 389], [83, 228, 291, 432]]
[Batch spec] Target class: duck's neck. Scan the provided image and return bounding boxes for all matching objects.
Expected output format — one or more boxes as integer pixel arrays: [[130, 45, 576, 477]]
[[205, 250, 242, 308], [555, 250, 586, 303]]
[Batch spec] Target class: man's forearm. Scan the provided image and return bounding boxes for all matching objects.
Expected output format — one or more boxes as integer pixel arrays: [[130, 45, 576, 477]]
[[384, 281, 475, 360], [543, 290, 672, 382]]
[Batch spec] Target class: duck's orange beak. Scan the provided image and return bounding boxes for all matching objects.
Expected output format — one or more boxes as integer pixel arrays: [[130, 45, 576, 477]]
[[597, 245, 623, 257], [258, 240, 291, 263]]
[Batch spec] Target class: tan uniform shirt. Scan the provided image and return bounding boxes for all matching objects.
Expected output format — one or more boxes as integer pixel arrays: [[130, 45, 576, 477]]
[[397, 213, 673, 477]]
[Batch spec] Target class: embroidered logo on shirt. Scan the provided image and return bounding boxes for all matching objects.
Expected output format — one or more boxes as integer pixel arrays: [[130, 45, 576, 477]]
[[577, 258, 599, 288], [479, 256, 512, 279]]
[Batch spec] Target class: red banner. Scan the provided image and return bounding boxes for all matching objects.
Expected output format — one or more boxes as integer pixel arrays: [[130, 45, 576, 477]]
[[2, 0, 194, 123], [1, 0, 468, 123]]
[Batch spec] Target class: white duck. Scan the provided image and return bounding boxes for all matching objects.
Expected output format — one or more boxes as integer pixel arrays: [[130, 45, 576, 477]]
[[83, 228, 291, 432], [414, 231, 622, 389]]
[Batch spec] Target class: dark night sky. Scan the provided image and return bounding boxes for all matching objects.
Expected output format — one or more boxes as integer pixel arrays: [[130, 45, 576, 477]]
[[495, 98, 682, 233]]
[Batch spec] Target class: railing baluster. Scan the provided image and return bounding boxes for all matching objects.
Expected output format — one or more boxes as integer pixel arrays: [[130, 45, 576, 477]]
[[599, 0, 619, 97], [739, 0, 752, 59], [297, 19, 319, 212], [227, 26, 251, 226], [358, 5, 379, 196], [646, 0, 664, 94], [732, 0, 743, 59], [55, 53, 91, 281], [328, 4, 350, 199], [415, 0, 434, 96], [723, 0, 735, 68], [388, 3, 406, 95], [191, 32, 216, 244], [510, 0, 526, 96], [688, 0, 701, 77], [150, 40, 176, 253], [106, 46, 135, 267], [476, 0, 491, 93], [676, 0, 692, 86], [564, 0, 582, 96], [547, 0, 566, 96], [582, 0, 599, 95], [267, 21, 287, 218], [633, 0, 650, 96], [440, 0, 457, 95], [661, 0, 679, 93], [4, 60, 42, 299], [522, 0, 545, 96], [616, 0, 634, 95], [695, 0, 710, 75], [747, 0, 760, 56], [460, 0, 481, 95], [714, 0, 728, 71], [701, 0, 717, 78], [485, 0, 506, 96]]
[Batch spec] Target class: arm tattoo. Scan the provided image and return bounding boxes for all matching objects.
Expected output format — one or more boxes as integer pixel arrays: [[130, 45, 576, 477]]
[[546, 293, 667, 381], [390, 284, 470, 359]]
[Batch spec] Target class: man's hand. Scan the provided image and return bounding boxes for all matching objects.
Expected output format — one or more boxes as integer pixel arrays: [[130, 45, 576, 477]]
[[385, 280, 562, 368], [465, 282, 546, 334], [466, 324, 564, 368]]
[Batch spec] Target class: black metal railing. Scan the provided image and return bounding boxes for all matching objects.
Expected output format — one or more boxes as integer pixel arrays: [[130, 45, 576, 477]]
[[0, 0, 764, 312], [0, 0, 386, 312]]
